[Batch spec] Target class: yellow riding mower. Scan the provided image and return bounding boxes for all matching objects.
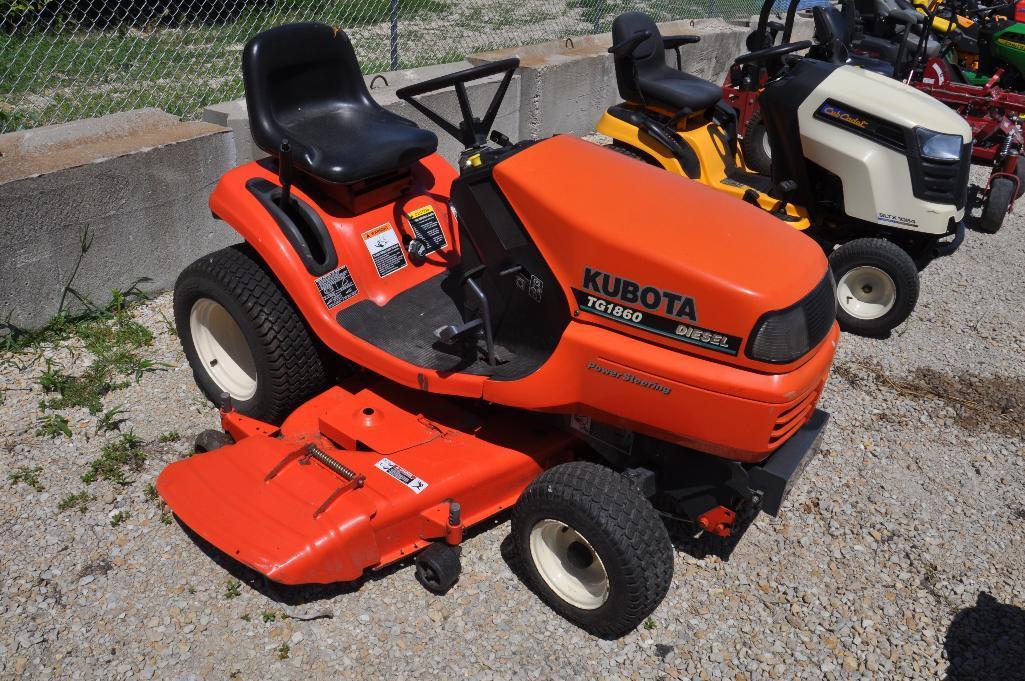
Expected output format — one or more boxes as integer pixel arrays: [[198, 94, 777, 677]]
[[596, 11, 973, 336]]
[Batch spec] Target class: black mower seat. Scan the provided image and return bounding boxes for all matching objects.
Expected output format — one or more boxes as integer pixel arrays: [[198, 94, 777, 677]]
[[243, 23, 438, 185], [810, 6, 896, 77], [612, 12, 723, 113]]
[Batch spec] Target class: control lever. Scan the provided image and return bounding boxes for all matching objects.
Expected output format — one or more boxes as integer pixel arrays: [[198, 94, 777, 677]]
[[278, 138, 293, 209], [770, 179, 798, 215]]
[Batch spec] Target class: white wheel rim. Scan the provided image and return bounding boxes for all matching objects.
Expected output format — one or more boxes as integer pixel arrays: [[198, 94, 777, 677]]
[[836, 266, 897, 320], [760, 127, 771, 159], [528, 519, 609, 610], [189, 298, 258, 401]]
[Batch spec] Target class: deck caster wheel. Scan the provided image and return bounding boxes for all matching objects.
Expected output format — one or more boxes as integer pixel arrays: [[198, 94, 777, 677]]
[[414, 543, 461, 594], [979, 176, 1014, 234], [829, 238, 919, 337], [512, 461, 673, 639], [741, 110, 772, 176], [194, 429, 234, 454]]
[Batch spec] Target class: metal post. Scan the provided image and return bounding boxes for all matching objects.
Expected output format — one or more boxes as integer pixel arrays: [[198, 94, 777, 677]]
[[593, 0, 603, 33], [390, 0, 399, 70]]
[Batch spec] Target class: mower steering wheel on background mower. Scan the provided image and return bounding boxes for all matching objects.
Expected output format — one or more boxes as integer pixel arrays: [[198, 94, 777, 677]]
[[733, 39, 814, 65], [396, 57, 520, 149]]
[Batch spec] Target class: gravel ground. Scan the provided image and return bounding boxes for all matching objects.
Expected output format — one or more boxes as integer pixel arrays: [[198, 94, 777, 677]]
[[1, 164, 1024, 680]]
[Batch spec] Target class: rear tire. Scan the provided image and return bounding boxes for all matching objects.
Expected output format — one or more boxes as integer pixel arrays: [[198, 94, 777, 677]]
[[174, 244, 328, 425], [1014, 160, 1025, 199], [980, 176, 1014, 233], [512, 461, 673, 639], [741, 110, 772, 176], [829, 238, 919, 337]]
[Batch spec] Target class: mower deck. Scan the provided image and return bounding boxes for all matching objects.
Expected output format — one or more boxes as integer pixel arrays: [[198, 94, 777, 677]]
[[157, 379, 574, 584]]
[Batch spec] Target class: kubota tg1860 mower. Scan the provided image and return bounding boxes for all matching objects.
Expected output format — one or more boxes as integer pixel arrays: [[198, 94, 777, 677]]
[[157, 23, 839, 638]]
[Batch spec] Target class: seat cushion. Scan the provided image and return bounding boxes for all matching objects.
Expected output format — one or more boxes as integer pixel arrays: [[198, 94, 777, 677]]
[[637, 69, 724, 113], [282, 104, 438, 184], [244, 23, 438, 185]]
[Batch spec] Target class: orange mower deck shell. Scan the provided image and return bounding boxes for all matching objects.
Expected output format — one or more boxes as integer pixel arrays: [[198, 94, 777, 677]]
[[208, 138, 837, 461], [157, 378, 576, 584]]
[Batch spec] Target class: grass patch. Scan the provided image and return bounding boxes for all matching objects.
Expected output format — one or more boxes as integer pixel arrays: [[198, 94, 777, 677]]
[[225, 578, 242, 600], [35, 413, 72, 439], [261, 610, 277, 623], [57, 490, 94, 513], [109, 509, 131, 526], [8, 465, 44, 491], [158, 431, 181, 443], [81, 432, 146, 485], [276, 642, 290, 660], [33, 291, 165, 415], [1, 0, 445, 131]]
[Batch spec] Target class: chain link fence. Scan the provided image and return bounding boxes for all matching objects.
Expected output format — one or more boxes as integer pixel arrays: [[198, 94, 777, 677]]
[[1, 0, 773, 134]]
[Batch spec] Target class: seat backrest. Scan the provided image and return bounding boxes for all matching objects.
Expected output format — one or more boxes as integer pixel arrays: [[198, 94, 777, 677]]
[[812, 6, 853, 64], [243, 23, 378, 157], [611, 12, 667, 103]]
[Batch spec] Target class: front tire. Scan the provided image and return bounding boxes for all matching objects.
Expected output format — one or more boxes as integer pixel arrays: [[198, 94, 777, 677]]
[[174, 244, 328, 424], [980, 176, 1014, 234], [829, 238, 919, 337], [512, 462, 673, 638]]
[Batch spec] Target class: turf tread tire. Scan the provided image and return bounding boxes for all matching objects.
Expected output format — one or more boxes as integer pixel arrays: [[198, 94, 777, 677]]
[[980, 176, 1014, 234], [741, 110, 772, 176], [174, 244, 328, 425], [512, 461, 673, 639], [829, 238, 919, 337]]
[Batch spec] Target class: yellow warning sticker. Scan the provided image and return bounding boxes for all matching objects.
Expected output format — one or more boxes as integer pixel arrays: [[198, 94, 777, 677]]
[[405, 205, 448, 254]]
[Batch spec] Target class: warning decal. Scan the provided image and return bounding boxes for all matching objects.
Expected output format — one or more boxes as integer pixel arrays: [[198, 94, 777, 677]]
[[361, 223, 407, 277], [315, 265, 358, 309], [405, 205, 448, 254], [374, 457, 429, 494]]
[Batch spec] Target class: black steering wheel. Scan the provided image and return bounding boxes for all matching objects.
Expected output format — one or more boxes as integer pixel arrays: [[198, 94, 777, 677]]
[[733, 39, 814, 65], [396, 58, 520, 148]]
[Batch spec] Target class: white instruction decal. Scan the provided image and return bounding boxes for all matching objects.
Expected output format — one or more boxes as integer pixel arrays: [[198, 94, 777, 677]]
[[374, 457, 429, 494], [361, 223, 407, 277], [315, 265, 358, 309]]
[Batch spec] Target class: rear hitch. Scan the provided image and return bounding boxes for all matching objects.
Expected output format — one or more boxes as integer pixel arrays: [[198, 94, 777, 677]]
[[697, 505, 737, 537]]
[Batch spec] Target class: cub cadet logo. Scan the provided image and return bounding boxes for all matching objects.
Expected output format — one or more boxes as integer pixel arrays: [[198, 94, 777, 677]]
[[582, 267, 697, 322], [674, 323, 733, 349], [819, 104, 870, 130]]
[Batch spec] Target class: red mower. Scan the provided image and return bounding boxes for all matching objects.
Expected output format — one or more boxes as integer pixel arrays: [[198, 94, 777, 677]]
[[724, 0, 1024, 232], [158, 23, 839, 637]]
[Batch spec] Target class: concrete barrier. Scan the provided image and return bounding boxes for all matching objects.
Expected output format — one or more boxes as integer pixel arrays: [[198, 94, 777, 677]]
[[203, 62, 521, 166], [0, 109, 237, 330]]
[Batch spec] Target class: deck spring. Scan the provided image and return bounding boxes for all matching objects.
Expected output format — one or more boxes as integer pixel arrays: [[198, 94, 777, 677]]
[[307, 444, 357, 480]]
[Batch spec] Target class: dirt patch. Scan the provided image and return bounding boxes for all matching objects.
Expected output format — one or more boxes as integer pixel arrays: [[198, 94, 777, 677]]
[[835, 361, 1024, 439]]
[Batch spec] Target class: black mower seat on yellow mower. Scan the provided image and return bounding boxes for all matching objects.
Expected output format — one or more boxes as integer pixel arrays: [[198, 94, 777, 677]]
[[611, 12, 724, 114], [243, 22, 438, 184]]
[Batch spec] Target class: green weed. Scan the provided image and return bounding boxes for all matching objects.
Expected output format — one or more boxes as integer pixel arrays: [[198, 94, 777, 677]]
[[95, 405, 129, 434], [276, 642, 290, 660], [158, 431, 181, 443], [225, 579, 242, 600], [81, 432, 146, 485], [8, 465, 44, 491], [261, 610, 277, 623], [643, 617, 657, 630], [35, 413, 72, 439], [109, 509, 131, 527], [57, 491, 94, 513]]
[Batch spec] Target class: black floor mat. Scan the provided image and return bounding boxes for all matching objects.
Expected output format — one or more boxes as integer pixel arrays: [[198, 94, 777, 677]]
[[336, 272, 543, 380]]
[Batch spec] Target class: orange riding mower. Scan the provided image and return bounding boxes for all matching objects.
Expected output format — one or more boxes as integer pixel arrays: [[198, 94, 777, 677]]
[[157, 22, 839, 638]]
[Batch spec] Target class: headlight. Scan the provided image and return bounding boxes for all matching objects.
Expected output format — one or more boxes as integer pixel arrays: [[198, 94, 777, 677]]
[[746, 271, 836, 364], [916, 128, 963, 161]]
